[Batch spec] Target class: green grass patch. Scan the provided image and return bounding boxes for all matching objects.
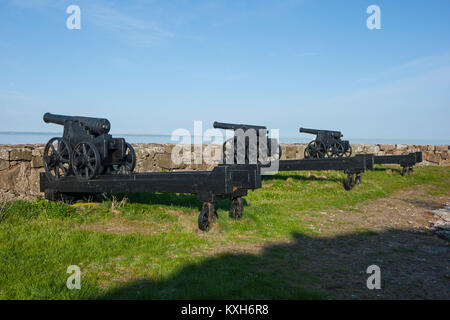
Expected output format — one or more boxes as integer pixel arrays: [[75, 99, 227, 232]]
[[0, 165, 448, 299]]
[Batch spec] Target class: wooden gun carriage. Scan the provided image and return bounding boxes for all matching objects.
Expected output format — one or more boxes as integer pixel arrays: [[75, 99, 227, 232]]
[[373, 152, 422, 176]]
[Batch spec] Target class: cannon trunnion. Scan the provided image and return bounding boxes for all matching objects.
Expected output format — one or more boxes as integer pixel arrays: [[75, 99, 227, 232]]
[[43, 113, 136, 181]]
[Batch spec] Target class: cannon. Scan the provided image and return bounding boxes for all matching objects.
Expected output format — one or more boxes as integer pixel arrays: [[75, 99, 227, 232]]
[[41, 115, 262, 231], [41, 163, 261, 231], [300, 127, 352, 159], [213, 121, 282, 165], [298, 127, 423, 176], [43, 113, 136, 181], [214, 121, 373, 189]]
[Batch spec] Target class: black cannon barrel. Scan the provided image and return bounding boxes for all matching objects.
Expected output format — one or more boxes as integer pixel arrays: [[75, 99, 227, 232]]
[[299, 127, 342, 138], [43, 113, 111, 135], [213, 121, 267, 131]]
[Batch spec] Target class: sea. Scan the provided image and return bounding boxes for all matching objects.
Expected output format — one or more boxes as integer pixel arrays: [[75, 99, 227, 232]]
[[0, 132, 448, 146]]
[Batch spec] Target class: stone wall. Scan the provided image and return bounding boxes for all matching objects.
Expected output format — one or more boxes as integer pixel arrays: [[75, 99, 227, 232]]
[[0, 143, 448, 201]]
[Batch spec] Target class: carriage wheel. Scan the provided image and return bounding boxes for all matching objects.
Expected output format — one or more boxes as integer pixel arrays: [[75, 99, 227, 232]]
[[344, 174, 355, 190], [222, 138, 235, 164], [401, 167, 408, 176], [304, 140, 326, 159], [343, 145, 352, 157], [327, 142, 345, 158], [198, 202, 217, 231], [72, 142, 101, 180], [44, 137, 72, 180], [229, 197, 244, 219], [265, 142, 283, 163], [113, 143, 136, 175]]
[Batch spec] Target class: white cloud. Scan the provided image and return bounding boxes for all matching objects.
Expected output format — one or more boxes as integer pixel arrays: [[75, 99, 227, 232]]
[[8, 0, 175, 47], [294, 52, 318, 58], [356, 53, 450, 84], [86, 3, 175, 47]]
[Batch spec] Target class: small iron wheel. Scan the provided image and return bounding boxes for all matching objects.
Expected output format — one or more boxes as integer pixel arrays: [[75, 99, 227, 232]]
[[229, 197, 244, 219], [401, 167, 408, 176], [305, 140, 327, 159], [43, 137, 72, 180], [72, 142, 101, 180], [344, 174, 355, 190], [198, 202, 217, 231], [113, 143, 136, 175], [327, 142, 345, 158], [343, 145, 352, 157]]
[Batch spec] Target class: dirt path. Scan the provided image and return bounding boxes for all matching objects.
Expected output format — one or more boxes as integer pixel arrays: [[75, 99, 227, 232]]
[[274, 185, 450, 299]]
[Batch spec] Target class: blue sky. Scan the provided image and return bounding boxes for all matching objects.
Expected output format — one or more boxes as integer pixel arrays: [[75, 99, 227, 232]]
[[0, 0, 449, 141]]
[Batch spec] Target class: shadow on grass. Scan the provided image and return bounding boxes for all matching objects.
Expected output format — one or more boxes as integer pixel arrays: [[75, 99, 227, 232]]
[[71, 172, 353, 209], [122, 193, 200, 208], [262, 173, 344, 184], [101, 193, 246, 212], [91, 228, 450, 300]]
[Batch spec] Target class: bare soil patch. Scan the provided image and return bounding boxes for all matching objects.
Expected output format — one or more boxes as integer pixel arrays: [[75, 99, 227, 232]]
[[264, 185, 450, 299], [78, 218, 160, 235]]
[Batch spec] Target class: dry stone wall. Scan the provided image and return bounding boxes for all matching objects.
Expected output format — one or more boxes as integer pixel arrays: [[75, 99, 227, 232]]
[[0, 143, 448, 201]]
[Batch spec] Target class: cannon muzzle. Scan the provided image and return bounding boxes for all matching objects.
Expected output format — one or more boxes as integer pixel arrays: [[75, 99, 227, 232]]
[[43, 113, 111, 136], [299, 127, 342, 138], [213, 121, 267, 132]]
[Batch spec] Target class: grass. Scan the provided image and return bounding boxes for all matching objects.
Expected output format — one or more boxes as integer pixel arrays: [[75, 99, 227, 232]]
[[0, 165, 449, 299]]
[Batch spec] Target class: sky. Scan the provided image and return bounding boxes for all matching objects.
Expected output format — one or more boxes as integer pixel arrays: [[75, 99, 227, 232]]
[[0, 0, 449, 142]]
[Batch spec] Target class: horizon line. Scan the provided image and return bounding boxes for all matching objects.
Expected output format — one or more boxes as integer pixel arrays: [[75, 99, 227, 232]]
[[0, 131, 448, 144]]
